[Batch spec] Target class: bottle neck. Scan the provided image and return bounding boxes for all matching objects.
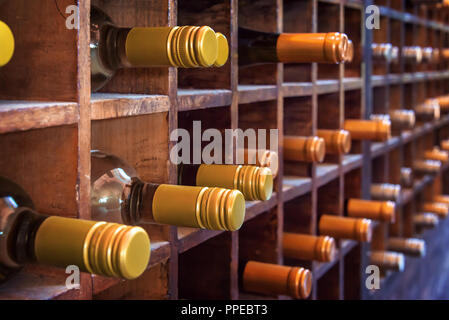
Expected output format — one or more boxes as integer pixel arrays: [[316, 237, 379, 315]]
[[124, 179, 159, 225], [238, 27, 279, 65], [100, 25, 132, 71], [3, 207, 47, 266]]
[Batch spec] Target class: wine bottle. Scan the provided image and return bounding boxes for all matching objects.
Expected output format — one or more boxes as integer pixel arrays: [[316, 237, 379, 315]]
[[91, 6, 228, 91], [413, 212, 439, 229], [421, 202, 449, 218], [390, 110, 416, 130], [0, 177, 150, 282], [0, 20, 14, 67], [346, 198, 396, 222], [316, 129, 352, 155], [371, 43, 399, 63], [442, 139, 449, 151], [442, 48, 449, 60], [386, 110, 416, 131], [344, 119, 391, 142], [370, 251, 405, 272], [283, 136, 326, 163], [178, 163, 273, 201], [434, 194, 449, 205], [370, 184, 402, 203], [436, 96, 449, 111], [432, 48, 441, 63], [91, 151, 245, 231], [400, 167, 414, 188], [421, 47, 432, 63], [424, 147, 449, 163], [283, 233, 336, 262], [238, 148, 279, 178], [402, 46, 423, 64], [319, 215, 372, 242], [415, 99, 440, 121], [387, 237, 426, 257], [413, 159, 441, 174], [371, 111, 415, 132], [242, 261, 312, 299], [238, 27, 349, 66]]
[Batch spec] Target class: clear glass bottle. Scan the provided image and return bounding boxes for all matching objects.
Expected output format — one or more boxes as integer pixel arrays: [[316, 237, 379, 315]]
[[91, 150, 246, 231], [0, 177, 150, 282]]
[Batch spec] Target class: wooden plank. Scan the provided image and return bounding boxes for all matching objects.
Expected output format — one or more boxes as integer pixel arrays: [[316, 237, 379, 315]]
[[0, 101, 77, 134]]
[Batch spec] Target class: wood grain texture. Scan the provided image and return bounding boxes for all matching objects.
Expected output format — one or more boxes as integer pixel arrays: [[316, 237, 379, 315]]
[[0, 0, 77, 101]]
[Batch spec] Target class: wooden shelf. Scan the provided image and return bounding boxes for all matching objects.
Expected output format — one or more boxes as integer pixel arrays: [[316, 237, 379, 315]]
[[0, 271, 78, 300], [238, 85, 277, 104], [282, 176, 313, 202], [316, 163, 340, 188], [245, 193, 278, 221], [0, 100, 78, 134], [91, 93, 169, 120], [178, 89, 232, 111], [342, 154, 363, 174], [372, 71, 449, 88]]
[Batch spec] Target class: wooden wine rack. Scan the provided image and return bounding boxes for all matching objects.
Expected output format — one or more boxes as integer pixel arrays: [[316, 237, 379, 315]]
[[0, 0, 449, 300]]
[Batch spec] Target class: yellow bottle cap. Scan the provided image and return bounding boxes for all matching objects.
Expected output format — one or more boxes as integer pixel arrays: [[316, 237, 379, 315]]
[[235, 166, 273, 201], [152, 184, 245, 231], [323, 32, 348, 63], [344, 40, 354, 63], [336, 130, 352, 154], [308, 137, 326, 162], [34, 216, 150, 280], [288, 267, 312, 299], [375, 119, 392, 141], [196, 164, 274, 201], [126, 25, 218, 68], [214, 32, 229, 67], [356, 218, 373, 242], [194, 26, 218, 67], [0, 21, 14, 67], [380, 201, 396, 222], [316, 236, 337, 262]]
